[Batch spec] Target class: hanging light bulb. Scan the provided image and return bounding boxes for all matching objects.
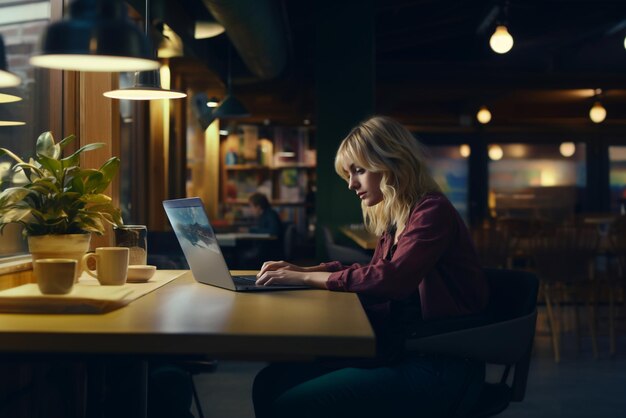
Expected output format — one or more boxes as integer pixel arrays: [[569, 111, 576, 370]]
[[459, 144, 471, 158], [489, 25, 514, 54], [589, 101, 607, 123], [488, 145, 503, 161], [559, 142, 576, 157], [476, 106, 492, 124]]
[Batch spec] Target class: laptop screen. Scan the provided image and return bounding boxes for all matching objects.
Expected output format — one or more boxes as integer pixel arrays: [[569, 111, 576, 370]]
[[163, 197, 236, 289]]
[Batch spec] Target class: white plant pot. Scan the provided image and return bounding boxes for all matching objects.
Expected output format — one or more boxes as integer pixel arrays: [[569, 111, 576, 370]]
[[28, 234, 92, 282]]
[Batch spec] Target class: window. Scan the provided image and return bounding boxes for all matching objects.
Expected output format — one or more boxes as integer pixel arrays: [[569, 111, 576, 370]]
[[609, 146, 626, 214], [426, 145, 470, 222], [488, 143, 586, 220], [0, 1, 58, 259]]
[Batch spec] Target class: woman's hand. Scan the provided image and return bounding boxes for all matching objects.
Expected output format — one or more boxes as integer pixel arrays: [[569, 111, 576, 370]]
[[257, 260, 306, 277], [256, 261, 331, 289]]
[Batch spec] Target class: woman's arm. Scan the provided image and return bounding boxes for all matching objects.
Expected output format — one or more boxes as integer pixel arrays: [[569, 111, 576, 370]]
[[326, 196, 454, 300], [255, 269, 331, 289]]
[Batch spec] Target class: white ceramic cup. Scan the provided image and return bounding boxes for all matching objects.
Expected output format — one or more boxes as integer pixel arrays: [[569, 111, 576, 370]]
[[33, 258, 77, 295], [81, 247, 129, 286]]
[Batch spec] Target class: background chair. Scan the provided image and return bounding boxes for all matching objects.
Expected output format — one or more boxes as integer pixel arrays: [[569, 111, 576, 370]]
[[471, 221, 513, 269], [322, 226, 371, 265], [407, 268, 539, 418], [608, 215, 626, 356], [530, 222, 599, 362]]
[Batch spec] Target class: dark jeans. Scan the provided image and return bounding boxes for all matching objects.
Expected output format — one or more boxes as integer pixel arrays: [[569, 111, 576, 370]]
[[253, 355, 484, 418]]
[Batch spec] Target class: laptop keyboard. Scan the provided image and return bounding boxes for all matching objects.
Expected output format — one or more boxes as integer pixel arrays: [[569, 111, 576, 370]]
[[232, 275, 258, 286]]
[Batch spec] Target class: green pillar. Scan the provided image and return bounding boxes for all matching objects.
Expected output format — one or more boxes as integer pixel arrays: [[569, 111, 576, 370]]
[[314, 0, 375, 259]]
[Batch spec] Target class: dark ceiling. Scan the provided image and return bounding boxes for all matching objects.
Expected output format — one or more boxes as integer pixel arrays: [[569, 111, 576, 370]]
[[151, 0, 626, 131]]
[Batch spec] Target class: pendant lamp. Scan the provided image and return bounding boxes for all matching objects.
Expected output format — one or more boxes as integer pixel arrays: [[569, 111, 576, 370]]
[[30, 0, 159, 72], [103, 0, 186, 100], [212, 45, 250, 119], [104, 69, 186, 100], [0, 93, 22, 103], [0, 35, 21, 88]]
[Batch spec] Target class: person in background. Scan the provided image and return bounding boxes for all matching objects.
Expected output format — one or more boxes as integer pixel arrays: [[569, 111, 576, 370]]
[[249, 192, 283, 238], [238, 192, 283, 267], [252, 116, 489, 418]]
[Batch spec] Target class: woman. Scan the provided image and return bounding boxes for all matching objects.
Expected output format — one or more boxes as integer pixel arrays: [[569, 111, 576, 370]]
[[253, 116, 489, 418]]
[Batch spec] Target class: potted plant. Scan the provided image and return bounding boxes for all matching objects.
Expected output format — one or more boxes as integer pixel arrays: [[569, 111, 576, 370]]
[[0, 131, 123, 278]]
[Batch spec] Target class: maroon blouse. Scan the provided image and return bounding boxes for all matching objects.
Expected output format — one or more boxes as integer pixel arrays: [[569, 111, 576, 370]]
[[324, 193, 488, 346]]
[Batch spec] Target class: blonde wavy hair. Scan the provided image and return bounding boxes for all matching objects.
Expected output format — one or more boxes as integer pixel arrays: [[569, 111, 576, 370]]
[[334, 116, 441, 236]]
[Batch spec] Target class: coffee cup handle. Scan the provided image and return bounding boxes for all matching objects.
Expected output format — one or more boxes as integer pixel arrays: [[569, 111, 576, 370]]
[[81, 253, 99, 279]]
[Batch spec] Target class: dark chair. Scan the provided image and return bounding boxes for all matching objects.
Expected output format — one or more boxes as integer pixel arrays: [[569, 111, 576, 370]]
[[283, 223, 298, 261], [322, 226, 371, 265], [406, 269, 539, 417]]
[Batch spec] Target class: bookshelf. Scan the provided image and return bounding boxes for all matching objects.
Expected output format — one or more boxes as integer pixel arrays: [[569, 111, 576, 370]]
[[219, 125, 316, 235]]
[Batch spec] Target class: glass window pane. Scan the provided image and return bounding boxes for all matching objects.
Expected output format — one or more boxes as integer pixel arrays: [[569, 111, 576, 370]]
[[426, 145, 469, 222], [0, 1, 52, 258], [488, 143, 586, 220], [609, 146, 626, 214]]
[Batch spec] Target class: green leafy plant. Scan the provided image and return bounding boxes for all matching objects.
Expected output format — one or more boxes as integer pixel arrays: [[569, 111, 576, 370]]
[[0, 131, 123, 236]]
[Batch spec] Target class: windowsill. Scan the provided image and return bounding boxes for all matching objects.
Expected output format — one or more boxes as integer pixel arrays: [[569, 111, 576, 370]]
[[0, 255, 33, 276]]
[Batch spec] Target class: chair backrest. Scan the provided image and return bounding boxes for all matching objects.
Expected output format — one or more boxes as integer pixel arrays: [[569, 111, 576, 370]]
[[406, 269, 539, 402], [322, 226, 371, 265], [530, 223, 598, 283]]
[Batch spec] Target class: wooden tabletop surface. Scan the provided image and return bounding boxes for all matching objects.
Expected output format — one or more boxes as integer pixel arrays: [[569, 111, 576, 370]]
[[0, 270, 375, 360]]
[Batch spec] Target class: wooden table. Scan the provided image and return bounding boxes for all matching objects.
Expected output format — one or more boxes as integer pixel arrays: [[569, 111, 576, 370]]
[[0, 270, 375, 359], [339, 226, 378, 250], [0, 270, 375, 417]]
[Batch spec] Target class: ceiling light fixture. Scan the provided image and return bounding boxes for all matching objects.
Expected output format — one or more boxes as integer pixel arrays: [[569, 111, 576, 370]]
[[490, 26, 514, 54], [589, 89, 607, 123], [459, 144, 471, 158], [0, 35, 21, 88], [158, 23, 183, 59], [589, 102, 606, 123], [30, 0, 159, 72], [103, 0, 186, 100], [476, 106, 492, 124], [104, 70, 186, 100], [489, 1, 514, 54], [206, 97, 219, 108], [212, 44, 250, 119], [559, 142, 576, 157], [194, 19, 225, 39], [488, 145, 503, 161], [0, 93, 22, 104]]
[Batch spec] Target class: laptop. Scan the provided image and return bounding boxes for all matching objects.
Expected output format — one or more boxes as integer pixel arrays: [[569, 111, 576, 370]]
[[162, 197, 310, 292]]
